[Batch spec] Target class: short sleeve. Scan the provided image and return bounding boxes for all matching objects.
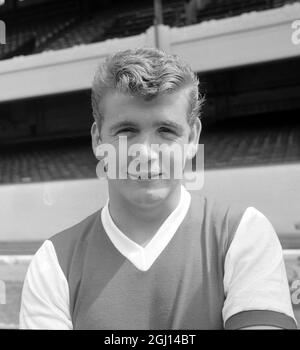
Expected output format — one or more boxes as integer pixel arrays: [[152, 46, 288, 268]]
[[19, 240, 73, 329], [223, 207, 297, 329]]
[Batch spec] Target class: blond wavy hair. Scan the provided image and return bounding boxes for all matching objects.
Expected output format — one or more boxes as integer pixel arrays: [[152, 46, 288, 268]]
[[91, 47, 204, 130]]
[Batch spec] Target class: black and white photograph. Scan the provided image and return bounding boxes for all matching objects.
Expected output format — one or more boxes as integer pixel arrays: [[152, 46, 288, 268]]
[[0, 0, 300, 332]]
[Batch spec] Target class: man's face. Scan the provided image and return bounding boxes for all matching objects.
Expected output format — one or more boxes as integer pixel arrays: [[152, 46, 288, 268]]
[[91, 89, 201, 208]]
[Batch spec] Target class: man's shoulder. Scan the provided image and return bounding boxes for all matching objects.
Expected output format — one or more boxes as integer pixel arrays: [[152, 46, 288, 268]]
[[42, 209, 102, 280], [189, 190, 246, 221], [188, 190, 248, 249], [48, 209, 102, 251]]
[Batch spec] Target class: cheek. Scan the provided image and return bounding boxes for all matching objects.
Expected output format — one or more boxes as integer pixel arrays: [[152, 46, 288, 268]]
[[160, 146, 186, 178], [115, 148, 133, 178]]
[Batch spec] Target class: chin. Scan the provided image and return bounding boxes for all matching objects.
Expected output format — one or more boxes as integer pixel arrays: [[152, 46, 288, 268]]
[[130, 186, 171, 208]]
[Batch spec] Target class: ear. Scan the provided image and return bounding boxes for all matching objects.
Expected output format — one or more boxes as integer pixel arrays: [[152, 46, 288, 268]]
[[187, 117, 201, 159], [91, 121, 101, 158]]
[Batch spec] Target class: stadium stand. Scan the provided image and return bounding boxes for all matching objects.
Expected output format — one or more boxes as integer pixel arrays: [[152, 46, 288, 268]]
[[0, 15, 79, 59], [196, 0, 298, 22], [1, 0, 299, 60], [42, 13, 112, 51], [100, 0, 186, 40], [0, 0, 81, 59]]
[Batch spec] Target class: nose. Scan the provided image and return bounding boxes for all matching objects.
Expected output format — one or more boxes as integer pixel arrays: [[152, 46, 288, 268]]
[[138, 140, 159, 163], [129, 135, 160, 174], [128, 133, 158, 161]]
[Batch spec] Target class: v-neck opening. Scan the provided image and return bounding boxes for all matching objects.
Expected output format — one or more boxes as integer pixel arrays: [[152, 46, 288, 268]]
[[101, 185, 191, 272]]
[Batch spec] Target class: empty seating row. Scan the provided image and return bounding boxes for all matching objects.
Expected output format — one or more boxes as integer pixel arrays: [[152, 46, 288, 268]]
[[0, 0, 298, 60]]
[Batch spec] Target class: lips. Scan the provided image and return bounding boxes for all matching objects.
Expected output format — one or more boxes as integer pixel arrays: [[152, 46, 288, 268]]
[[128, 172, 163, 180]]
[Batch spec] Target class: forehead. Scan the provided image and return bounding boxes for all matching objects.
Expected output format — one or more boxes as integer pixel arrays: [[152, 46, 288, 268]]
[[100, 89, 190, 127]]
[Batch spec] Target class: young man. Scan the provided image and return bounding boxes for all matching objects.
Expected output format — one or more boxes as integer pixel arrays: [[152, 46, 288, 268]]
[[19, 48, 297, 330]]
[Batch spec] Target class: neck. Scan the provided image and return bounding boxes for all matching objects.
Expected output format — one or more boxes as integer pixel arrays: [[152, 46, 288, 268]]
[[108, 185, 182, 246]]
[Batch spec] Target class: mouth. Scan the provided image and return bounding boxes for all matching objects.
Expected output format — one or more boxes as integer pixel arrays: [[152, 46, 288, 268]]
[[127, 172, 163, 180]]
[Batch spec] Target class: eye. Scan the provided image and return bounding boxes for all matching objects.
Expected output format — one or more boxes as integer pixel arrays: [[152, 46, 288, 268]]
[[158, 127, 177, 135], [116, 128, 137, 135]]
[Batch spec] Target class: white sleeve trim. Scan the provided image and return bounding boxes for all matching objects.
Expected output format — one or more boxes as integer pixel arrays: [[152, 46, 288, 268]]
[[222, 207, 296, 326], [19, 240, 73, 330]]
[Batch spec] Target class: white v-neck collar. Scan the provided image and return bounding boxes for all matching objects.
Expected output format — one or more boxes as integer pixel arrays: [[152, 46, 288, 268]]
[[101, 185, 191, 271]]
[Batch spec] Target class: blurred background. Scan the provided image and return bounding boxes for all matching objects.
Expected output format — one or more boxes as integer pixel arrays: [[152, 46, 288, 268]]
[[0, 0, 300, 329]]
